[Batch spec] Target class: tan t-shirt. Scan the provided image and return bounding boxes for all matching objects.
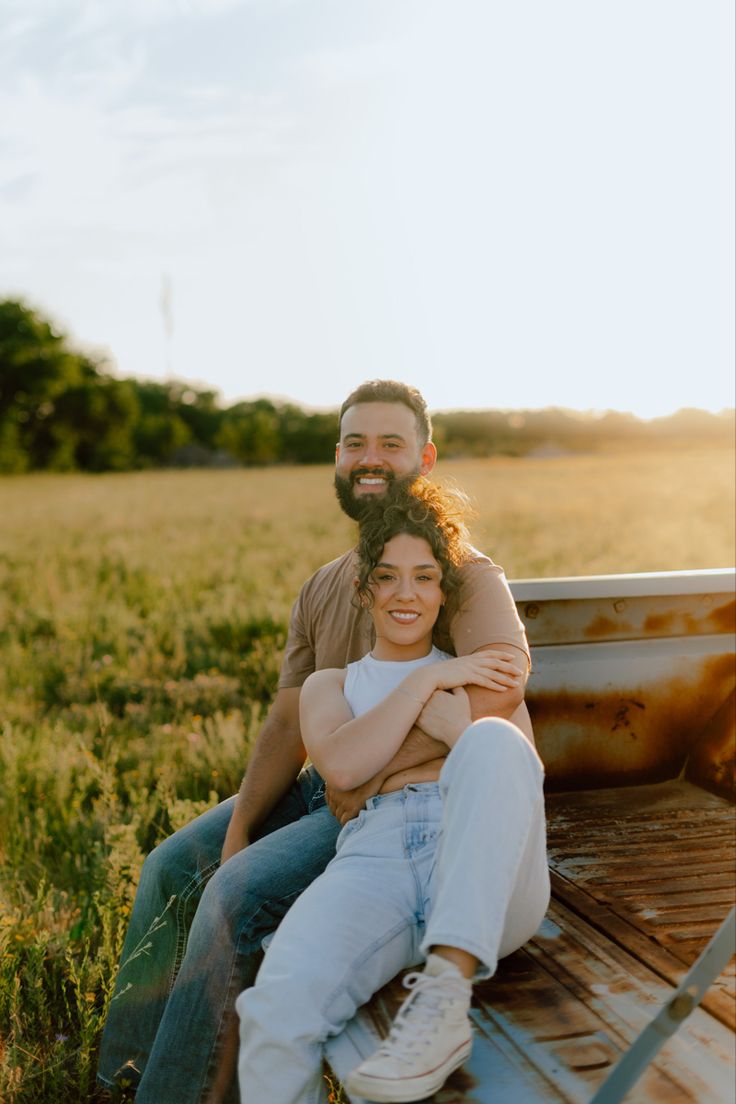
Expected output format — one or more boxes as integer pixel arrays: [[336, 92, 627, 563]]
[[278, 546, 530, 689]]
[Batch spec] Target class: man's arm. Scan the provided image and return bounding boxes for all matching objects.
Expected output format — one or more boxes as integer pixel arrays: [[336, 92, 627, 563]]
[[326, 643, 530, 821], [221, 687, 305, 863]]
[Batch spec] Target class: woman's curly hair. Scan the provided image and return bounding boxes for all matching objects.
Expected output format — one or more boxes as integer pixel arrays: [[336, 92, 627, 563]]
[[354, 478, 474, 610]]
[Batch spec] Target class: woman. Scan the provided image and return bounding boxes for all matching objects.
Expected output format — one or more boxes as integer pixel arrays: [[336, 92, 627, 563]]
[[236, 484, 549, 1104]]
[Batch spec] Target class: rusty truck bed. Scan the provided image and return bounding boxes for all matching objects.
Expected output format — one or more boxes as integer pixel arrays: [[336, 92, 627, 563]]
[[328, 778, 735, 1104], [327, 569, 736, 1103]]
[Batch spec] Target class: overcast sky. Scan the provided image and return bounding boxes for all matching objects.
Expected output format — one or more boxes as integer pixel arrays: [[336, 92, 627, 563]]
[[1, 0, 733, 417]]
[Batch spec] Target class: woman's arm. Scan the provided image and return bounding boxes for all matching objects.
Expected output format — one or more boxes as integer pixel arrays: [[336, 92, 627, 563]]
[[301, 652, 520, 791]]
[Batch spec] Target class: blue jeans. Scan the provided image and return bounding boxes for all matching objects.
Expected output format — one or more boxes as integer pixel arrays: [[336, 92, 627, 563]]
[[97, 766, 341, 1103], [237, 721, 550, 1104]]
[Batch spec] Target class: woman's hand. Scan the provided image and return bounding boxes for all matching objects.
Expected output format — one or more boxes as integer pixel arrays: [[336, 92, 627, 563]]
[[406, 650, 522, 700]]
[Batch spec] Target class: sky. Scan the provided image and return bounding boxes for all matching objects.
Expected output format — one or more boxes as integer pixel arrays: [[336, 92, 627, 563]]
[[1, 0, 734, 418]]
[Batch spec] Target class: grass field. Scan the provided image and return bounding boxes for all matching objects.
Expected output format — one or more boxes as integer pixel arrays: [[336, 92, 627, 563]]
[[1, 446, 734, 1102]]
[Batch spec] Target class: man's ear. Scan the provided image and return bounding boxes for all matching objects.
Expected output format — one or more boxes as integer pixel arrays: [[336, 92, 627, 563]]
[[419, 441, 437, 476]]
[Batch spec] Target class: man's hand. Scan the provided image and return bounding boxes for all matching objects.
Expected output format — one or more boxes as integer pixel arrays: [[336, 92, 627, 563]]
[[325, 777, 382, 825], [221, 829, 250, 865], [417, 687, 473, 749]]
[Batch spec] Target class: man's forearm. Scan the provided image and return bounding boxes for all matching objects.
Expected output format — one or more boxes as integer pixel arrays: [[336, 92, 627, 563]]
[[465, 682, 535, 744], [221, 689, 305, 861], [376, 726, 447, 780]]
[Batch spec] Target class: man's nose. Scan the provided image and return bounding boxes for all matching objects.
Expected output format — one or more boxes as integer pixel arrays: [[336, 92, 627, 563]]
[[359, 441, 383, 466]]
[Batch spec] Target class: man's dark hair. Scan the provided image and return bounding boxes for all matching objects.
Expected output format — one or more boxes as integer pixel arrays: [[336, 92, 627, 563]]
[[338, 380, 432, 446]]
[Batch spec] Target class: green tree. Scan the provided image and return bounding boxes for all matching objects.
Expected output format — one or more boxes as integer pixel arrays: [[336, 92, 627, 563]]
[[217, 401, 281, 464]]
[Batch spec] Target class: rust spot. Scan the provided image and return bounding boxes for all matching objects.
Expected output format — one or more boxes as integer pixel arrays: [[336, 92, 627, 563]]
[[643, 612, 673, 634], [586, 615, 624, 638], [710, 597, 736, 634], [643, 598, 736, 638], [525, 603, 540, 619], [613, 599, 627, 613]]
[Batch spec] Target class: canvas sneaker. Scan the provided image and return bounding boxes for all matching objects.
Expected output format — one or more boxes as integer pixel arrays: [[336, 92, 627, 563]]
[[345, 953, 473, 1103]]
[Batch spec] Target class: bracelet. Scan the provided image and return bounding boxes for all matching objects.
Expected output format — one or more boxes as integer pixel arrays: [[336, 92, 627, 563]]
[[397, 688, 425, 706]]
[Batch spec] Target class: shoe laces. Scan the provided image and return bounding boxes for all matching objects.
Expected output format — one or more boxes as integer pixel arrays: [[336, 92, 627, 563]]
[[374, 970, 468, 1060]]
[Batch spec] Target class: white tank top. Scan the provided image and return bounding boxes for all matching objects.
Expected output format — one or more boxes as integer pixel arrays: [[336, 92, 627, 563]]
[[343, 647, 451, 718]]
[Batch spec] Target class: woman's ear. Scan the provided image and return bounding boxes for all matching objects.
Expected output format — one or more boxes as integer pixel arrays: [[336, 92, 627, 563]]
[[353, 577, 369, 607]]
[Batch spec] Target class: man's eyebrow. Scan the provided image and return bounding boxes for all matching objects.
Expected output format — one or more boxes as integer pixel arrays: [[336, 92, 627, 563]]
[[343, 432, 407, 442]]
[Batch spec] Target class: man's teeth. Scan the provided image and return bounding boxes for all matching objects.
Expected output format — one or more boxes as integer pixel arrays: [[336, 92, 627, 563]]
[[358, 477, 386, 485]]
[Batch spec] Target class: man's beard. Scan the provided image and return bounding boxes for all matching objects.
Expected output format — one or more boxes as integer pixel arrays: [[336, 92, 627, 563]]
[[333, 467, 421, 521]]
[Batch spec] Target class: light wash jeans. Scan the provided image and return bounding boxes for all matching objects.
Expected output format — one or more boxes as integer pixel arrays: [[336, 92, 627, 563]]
[[96, 765, 341, 1104], [237, 718, 550, 1104]]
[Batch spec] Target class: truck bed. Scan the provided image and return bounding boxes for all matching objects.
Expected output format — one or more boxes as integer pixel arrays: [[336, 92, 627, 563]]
[[328, 778, 735, 1103]]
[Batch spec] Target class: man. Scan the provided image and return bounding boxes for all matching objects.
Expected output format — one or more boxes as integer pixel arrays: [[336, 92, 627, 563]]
[[97, 380, 531, 1104]]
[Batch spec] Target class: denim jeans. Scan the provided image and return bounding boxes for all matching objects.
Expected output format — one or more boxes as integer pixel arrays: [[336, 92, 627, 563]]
[[237, 719, 550, 1104], [97, 765, 341, 1103]]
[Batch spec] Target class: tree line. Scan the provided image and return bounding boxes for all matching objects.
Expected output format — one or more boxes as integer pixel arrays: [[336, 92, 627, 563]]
[[1, 299, 732, 474]]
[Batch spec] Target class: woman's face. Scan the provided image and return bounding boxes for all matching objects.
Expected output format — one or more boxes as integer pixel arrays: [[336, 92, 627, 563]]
[[367, 532, 444, 658]]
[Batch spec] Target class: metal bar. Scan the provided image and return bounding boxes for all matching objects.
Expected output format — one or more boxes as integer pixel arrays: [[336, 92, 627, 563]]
[[588, 906, 736, 1104]]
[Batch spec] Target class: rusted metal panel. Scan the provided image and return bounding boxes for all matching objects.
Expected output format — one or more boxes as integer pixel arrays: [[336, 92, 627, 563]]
[[685, 688, 736, 801], [529, 639, 735, 789], [509, 570, 735, 648], [506, 569, 736, 791]]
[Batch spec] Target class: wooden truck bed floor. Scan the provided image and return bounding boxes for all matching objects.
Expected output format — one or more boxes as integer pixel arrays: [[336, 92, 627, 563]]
[[332, 779, 736, 1104]]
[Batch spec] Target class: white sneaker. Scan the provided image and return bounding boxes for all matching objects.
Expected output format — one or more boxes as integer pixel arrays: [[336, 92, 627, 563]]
[[345, 954, 473, 1103]]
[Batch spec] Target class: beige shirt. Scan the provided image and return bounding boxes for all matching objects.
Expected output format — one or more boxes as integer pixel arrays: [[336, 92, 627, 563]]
[[279, 546, 530, 689]]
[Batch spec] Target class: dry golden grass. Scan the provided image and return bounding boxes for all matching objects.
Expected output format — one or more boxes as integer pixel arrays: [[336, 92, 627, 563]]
[[434, 446, 735, 576]]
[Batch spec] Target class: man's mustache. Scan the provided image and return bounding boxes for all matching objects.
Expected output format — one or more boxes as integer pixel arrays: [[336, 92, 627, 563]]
[[350, 468, 395, 482]]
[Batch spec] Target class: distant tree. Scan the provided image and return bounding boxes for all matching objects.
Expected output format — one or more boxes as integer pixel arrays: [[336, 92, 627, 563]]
[[216, 401, 281, 464], [0, 299, 142, 472], [279, 405, 337, 463]]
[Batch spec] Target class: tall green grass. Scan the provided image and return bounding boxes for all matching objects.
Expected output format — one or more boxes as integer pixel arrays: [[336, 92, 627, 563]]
[[1, 448, 733, 1101]]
